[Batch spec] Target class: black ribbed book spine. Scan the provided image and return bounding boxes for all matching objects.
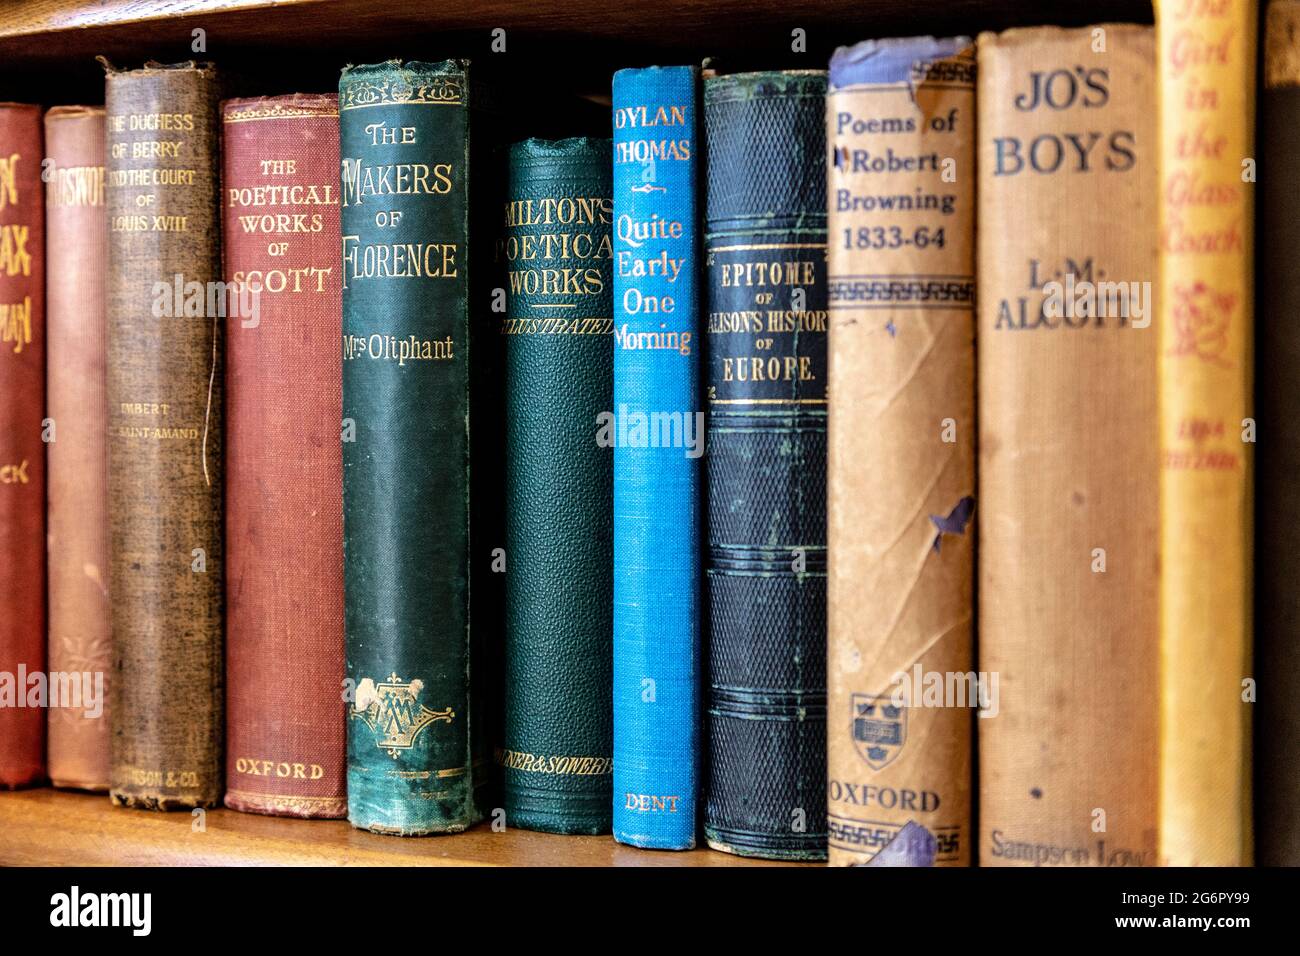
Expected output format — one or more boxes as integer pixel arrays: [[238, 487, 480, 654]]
[[702, 69, 829, 861]]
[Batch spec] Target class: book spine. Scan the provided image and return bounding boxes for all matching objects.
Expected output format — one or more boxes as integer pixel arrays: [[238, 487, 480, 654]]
[[1155, 0, 1255, 867], [1258, 0, 1300, 869], [611, 66, 702, 850], [703, 70, 829, 860], [976, 25, 1158, 866], [105, 62, 224, 810], [825, 38, 976, 867], [498, 137, 613, 834], [0, 104, 45, 790], [468, 93, 507, 828], [222, 94, 346, 819], [44, 105, 108, 792], [340, 59, 481, 835]]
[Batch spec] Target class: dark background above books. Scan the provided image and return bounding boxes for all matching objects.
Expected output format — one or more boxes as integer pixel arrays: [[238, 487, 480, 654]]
[[0, 0, 1153, 105]]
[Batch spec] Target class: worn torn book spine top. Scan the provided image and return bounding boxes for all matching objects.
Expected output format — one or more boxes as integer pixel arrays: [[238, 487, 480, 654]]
[[703, 69, 828, 860], [825, 36, 975, 867]]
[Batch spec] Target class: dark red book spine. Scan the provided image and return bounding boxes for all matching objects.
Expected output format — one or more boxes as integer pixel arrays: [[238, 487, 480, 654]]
[[0, 104, 46, 789], [222, 94, 346, 817]]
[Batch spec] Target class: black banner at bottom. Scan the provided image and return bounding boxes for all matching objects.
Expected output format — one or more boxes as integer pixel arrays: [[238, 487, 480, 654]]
[[0, 864, 1276, 942]]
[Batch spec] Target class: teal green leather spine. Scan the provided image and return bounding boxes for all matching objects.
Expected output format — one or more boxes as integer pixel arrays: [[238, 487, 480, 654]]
[[340, 59, 483, 835], [499, 138, 614, 833]]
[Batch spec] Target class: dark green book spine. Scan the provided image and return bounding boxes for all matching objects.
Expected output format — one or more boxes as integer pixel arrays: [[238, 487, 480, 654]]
[[340, 59, 481, 835], [498, 138, 614, 833]]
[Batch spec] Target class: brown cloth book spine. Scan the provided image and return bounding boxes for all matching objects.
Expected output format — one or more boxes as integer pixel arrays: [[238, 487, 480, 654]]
[[0, 104, 46, 789], [976, 25, 1159, 866], [44, 105, 110, 792], [222, 94, 345, 818], [105, 62, 224, 810]]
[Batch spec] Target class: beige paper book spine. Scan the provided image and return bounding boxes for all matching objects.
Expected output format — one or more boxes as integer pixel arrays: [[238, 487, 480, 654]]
[[826, 37, 976, 867], [976, 24, 1159, 866]]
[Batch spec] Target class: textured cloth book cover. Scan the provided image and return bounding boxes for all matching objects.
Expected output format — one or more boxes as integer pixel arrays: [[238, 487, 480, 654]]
[[340, 59, 483, 835], [499, 137, 614, 835], [0, 103, 45, 790], [703, 69, 828, 860], [105, 62, 224, 810], [611, 66, 701, 850], [1156, 0, 1255, 868], [1258, 0, 1300, 869], [825, 37, 975, 867], [976, 25, 1158, 866], [44, 105, 109, 792], [222, 94, 346, 819]]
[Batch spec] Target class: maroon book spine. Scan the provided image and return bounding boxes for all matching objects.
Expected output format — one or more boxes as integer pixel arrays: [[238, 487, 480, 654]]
[[44, 105, 110, 791], [222, 94, 346, 817], [0, 103, 46, 789]]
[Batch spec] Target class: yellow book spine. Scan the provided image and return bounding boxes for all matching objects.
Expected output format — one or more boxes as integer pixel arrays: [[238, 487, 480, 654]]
[[1156, 0, 1255, 867]]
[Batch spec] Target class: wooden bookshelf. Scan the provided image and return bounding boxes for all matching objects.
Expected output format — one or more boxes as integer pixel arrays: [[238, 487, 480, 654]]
[[0, 0, 1154, 867], [0, 788, 804, 866]]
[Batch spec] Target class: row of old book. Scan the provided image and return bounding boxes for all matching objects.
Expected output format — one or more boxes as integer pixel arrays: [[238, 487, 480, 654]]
[[0, 3, 1294, 867]]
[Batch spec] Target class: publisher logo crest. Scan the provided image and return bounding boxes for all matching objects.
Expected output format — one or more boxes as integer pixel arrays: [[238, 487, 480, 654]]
[[350, 673, 453, 758], [851, 693, 906, 770]]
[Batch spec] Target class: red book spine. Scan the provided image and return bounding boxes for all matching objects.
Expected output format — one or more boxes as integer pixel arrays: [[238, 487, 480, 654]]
[[44, 105, 110, 791], [222, 94, 346, 817], [0, 104, 46, 789]]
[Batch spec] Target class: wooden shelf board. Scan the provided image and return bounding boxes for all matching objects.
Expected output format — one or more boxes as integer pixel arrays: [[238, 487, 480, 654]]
[[0, 0, 1154, 42], [0, 787, 803, 866], [0, 1, 1155, 64]]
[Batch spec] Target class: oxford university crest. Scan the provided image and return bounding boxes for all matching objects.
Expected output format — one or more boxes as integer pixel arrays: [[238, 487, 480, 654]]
[[351, 673, 454, 758], [852, 693, 906, 770]]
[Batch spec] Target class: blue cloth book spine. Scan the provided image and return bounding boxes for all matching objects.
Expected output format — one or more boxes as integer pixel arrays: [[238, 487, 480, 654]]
[[611, 65, 701, 850]]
